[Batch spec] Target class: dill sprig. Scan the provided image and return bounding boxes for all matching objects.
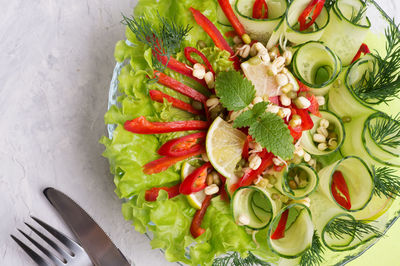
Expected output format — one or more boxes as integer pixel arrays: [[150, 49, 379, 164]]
[[373, 166, 400, 198], [212, 252, 269, 266], [300, 231, 325, 266], [369, 113, 400, 149], [325, 218, 382, 241], [352, 20, 400, 104], [121, 13, 192, 74], [350, 6, 366, 24]]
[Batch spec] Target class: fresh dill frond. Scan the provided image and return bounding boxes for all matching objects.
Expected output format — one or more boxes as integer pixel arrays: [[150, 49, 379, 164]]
[[353, 20, 400, 104], [325, 218, 382, 241], [121, 13, 192, 75], [373, 166, 400, 198], [369, 113, 400, 149], [300, 231, 325, 266], [350, 6, 366, 24], [212, 252, 269, 266]]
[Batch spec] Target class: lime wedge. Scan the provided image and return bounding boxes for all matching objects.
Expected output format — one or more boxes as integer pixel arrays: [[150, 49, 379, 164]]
[[181, 159, 206, 210], [206, 117, 247, 179], [353, 194, 393, 221]]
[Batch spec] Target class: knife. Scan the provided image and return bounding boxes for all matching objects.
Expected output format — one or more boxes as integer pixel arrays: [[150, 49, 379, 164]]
[[43, 187, 131, 266]]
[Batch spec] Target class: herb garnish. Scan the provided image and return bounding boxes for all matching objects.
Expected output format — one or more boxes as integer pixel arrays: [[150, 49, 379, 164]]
[[373, 166, 400, 198], [215, 70, 256, 111], [300, 231, 325, 266], [212, 251, 269, 266], [369, 113, 400, 149], [352, 20, 400, 104], [325, 218, 382, 241], [121, 13, 192, 75], [233, 102, 294, 159], [350, 6, 366, 24]]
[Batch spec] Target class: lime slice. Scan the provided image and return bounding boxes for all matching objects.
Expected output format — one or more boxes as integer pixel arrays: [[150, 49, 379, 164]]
[[181, 159, 206, 209], [206, 117, 247, 179]]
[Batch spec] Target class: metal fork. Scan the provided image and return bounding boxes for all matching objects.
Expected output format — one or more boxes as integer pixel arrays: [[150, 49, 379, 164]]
[[11, 216, 92, 266]]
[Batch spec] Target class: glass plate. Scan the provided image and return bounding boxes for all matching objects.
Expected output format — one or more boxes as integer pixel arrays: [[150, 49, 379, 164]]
[[106, 1, 400, 265]]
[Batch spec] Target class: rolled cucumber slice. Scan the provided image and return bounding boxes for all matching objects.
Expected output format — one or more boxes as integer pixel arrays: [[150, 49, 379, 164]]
[[301, 110, 345, 156], [267, 203, 314, 258], [320, 0, 371, 66], [341, 112, 400, 167], [292, 41, 342, 95], [276, 163, 319, 200], [284, 0, 330, 45], [232, 186, 281, 230], [234, 0, 288, 43], [318, 156, 374, 212]]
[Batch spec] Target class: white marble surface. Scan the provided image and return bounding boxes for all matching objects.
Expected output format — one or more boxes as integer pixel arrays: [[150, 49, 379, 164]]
[[0, 1, 399, 266]]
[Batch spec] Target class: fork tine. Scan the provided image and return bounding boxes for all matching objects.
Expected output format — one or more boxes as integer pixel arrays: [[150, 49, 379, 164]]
[[18, 229, 65, 266], [31, 216, 81, 253], [25, 222, 70, 260], [11, 234, 50, 266]]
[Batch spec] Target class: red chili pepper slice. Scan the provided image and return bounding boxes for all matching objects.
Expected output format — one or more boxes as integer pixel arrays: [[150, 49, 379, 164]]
[[149, 90, 202, 115], [270, 209, 289, 240], [154, 53, 208, 87], [253, 0, 269, 19], [124, 116, 209, 134], [232, 150, 274, 191], [145, 184, 180, 201], [180, 162, 212, 195], [143, 147, 205, 175], [288, 125, 303, 142], [158, 132, 206, 157], [190, 195, 213, 238], [217, 0, 246, 37], [184, 47, 215, 75], [224, 30, 237, 38], [155, 71, 208, 103], [331, 171, 352, 210], [351, 43, 371, 64], [298, 0, 325, 31], [297, 79, 310, 93], [189, 7, 241, 70]]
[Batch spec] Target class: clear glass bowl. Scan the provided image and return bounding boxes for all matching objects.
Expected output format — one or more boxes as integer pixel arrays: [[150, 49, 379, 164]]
[[106, 1, 400, 265]]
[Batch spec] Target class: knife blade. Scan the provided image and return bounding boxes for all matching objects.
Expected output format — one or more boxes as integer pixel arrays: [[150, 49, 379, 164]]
[[43, 187, 131, 266]]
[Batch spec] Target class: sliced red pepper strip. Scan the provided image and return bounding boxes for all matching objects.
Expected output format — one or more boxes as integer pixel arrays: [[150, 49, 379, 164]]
[[124, 116, 209, 134], [143, 147, 205, 175], [234, 150, 274, 190], [180, 162, 212, 195], [155, 71, 208, 103], [242, 135, 252, 160], [295, 108, 314, 131], [184, 47, 215, 75], [145, 184, 180, 201], [217, 0, 246, 37], [189, 7, 241, 70], [288, 125, 303, 142], [149, 90, 202, 115], [351, 43, 371, 64], [297, 79, 310, 93], [190, 195, 213, 238], [158, 132, 206, 157], [298, 0, 325, 31], [306, 94, 321, 117], [224, 30, 237, 38], [270, 209, 289, 240], [331, 171, 352, 210], [253, 0, 269, 19], [154, 53, 208, 87]]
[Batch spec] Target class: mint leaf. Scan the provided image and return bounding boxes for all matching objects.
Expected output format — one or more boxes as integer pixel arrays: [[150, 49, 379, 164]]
[[233, 102, 268, 128], [249, 112, 294, 159], [215, 70, 255, 111]]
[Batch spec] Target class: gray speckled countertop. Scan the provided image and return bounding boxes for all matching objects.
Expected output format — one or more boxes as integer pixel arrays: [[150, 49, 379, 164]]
[[0, 1, 399, 265]]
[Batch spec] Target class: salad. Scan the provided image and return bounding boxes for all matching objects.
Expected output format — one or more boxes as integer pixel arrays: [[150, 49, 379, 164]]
[[100, 0, 400, 265]]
